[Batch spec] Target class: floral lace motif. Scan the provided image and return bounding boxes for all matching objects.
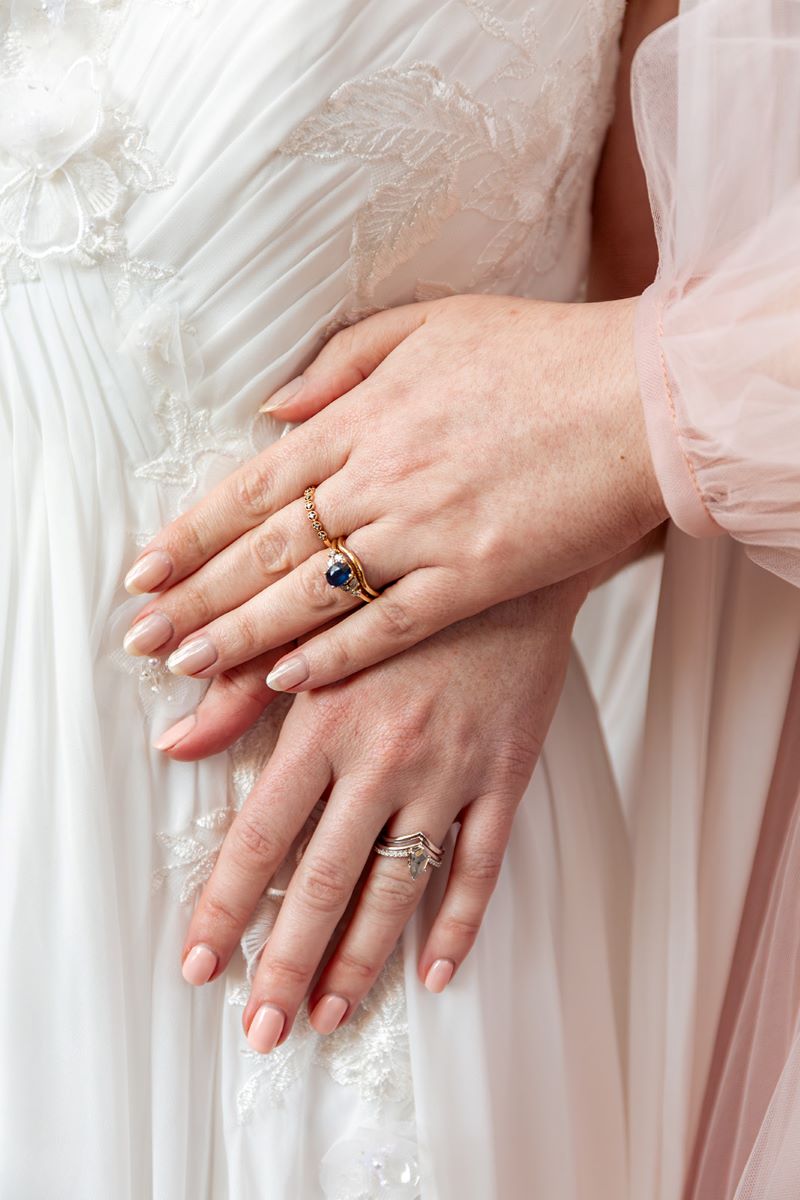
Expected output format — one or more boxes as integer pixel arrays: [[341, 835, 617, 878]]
[[282, 0, 623, 316], [236, 949, 412, 1127], [0, 3, 174, 305]]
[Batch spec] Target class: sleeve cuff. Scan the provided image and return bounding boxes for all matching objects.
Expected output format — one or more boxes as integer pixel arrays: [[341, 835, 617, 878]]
[[635, 284, 722, 540]]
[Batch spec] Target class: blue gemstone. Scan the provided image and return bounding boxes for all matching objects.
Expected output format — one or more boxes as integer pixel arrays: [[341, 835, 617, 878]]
[[326, 561, 352, 588]]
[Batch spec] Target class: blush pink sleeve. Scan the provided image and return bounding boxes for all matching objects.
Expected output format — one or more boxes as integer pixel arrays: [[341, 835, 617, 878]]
[[631, 0, 800, 585]]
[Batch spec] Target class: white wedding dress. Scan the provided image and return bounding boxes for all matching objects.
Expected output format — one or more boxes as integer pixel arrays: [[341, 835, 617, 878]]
[[0, 3, 633, 1196], [3, 1, 799, 1199]]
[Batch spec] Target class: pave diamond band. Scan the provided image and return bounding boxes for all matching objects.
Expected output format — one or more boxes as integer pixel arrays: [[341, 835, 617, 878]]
[[374, 831, 445, 879]]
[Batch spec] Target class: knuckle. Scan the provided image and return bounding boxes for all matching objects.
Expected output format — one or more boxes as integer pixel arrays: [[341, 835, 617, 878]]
[[200, 891, 243, 933], [262, 954, 310, 990], [214, 665, 268, 708], [493, 734, 541, 786], [459, 847, 504, 889], [171, 516, 209, 564], [299, 564, 339, 613], [172, 581, 213, 628], [374, 595, 414, 642], [249, 524, 290, 576], [333, 947, 379, 986], [440, 912, 482, 943], [369, 868, 420, 912], [233, 809, 275, 862], [229, 606, 261, 652], [372, 703, 434, 770], [299, 859, 351, 914], [235, 462, 273, 519]]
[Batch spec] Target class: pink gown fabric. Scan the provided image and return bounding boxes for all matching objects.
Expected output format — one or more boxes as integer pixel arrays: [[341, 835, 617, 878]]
[[631, 2, 800, 1196]]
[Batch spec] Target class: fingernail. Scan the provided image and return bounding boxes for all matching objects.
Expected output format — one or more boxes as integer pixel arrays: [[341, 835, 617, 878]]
[[166, 637, 218, 676], [310, 994, 348, 1035], [424, 958, 455, 994], [266, 654, 309, 691], [124, 550, 173, 594], [123, 611, 174, 656], [259, 375, 304, 413], [182, 944, 218, 986], [153, 713, 197, 752], [247, 1004, 286, 1054]]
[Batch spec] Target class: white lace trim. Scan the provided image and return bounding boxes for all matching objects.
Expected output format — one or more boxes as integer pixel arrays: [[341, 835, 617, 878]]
[[282, 0, 623, 319]]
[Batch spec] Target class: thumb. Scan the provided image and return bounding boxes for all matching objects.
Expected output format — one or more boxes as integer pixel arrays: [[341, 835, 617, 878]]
[[259, 301, 430, 422]]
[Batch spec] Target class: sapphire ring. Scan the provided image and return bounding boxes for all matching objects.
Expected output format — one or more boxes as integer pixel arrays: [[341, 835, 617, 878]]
[[325, 537, 381, 605], [374, 831, 445, 880]]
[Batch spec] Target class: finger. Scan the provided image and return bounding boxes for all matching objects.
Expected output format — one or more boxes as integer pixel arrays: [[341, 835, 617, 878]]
[[123, 484, 352, 658], [242, 781, 391, 1053], [180, 735, 331, 986], [124, 412, 351, 595], [265, 566, 472, 692], [417, 798, 513, 994], [163, 526, 413, 681], [258, 303, 431, 423], [151, 648, 289, 761], [307, 806, 453, 1035]]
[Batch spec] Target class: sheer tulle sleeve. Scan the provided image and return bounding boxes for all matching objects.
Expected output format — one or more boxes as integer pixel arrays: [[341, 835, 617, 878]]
[[631, 0, 800, 585]]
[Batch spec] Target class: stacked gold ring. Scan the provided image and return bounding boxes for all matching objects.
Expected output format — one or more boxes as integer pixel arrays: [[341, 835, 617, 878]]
[[306, 483, 382, 605], [304, 486, 332, 548], [374, 830, 445, 879], [326, 538, 380, 604]]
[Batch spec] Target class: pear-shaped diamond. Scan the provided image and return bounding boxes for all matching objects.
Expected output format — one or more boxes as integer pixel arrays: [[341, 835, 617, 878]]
[[409, 847, 428, 879]]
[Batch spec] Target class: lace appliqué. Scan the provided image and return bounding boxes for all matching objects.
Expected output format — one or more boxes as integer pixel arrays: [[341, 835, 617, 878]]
[[282, 0, 623, 313], [0, 8, 174, 305], [154, 805, 236, 901], [236, 949, 413, 1128]]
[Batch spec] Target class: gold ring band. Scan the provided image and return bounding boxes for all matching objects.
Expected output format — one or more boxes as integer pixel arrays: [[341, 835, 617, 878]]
[[326, 538, 381, 604], [304, 485, 333, 548], [374, 830, 445, 879]]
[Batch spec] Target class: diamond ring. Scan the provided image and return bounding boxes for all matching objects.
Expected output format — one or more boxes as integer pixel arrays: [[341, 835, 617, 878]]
[[374, 831, 445, 879]]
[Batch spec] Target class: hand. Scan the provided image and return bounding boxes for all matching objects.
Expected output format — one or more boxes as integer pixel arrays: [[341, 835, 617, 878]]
[[165, 578, 586, 1052], [123, 295, 665, 692]]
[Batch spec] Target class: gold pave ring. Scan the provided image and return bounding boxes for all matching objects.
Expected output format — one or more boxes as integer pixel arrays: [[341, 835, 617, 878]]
[[304, 486, 332, 548], [374, 830, 445, 879], [325, 537, 381, 604]]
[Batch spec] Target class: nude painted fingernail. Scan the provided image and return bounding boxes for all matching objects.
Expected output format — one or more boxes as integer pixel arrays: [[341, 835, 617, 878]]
[[247, 1004, 286, 1054], [182, 944, 218, 986], [166, 637, 218, 676], [266, 654, 309, 691], [124, 550, 173, 594], [310, 994, 348, 1035], [424, 959, 455, 994], [152, 713, 197, 752], [259, 376, 304, 414], [123, 611, 174, 656]]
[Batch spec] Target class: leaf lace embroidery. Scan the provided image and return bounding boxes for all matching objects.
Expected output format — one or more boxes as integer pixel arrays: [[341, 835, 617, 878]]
[[282, 0, 624, 314]]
